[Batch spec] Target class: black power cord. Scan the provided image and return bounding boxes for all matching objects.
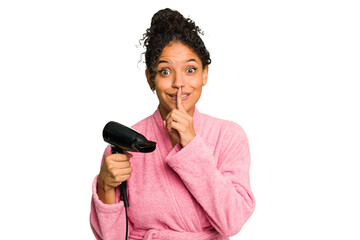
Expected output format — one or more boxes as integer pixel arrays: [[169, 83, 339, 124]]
[[111, 147, 129, 240], [124, 205, 128, 240], [120, 181, 129, 240]]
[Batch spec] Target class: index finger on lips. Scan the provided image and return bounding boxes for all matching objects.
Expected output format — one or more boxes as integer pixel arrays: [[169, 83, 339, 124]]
[[176, 87, 181, 110], [176, 87, 186, 113]]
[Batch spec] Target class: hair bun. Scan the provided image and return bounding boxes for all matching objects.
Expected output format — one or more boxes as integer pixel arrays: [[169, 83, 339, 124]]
[[150, 8, 199, 35]]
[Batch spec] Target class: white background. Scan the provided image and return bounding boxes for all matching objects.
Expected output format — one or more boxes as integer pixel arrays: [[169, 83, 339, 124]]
[[1, 0, 359, 239]]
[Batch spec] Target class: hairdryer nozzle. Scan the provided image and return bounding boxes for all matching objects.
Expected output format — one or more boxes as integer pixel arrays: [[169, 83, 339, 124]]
[[103, 121, 156, 153], [132, 139, 156, 153]]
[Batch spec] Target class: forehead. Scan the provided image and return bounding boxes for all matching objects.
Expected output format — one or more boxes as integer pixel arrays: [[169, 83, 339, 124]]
[[157, 42, 201, 64]]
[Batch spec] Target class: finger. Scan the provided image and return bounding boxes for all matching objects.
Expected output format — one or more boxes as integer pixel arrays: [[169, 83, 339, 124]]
[[116, 167, 133, 175], [166, 110, 187, 124], [116, 160, 131, 169], [176, 87, 181, 110], [106, 153, 130, 162], [166, 118, 186, 137], [167, 121, 185, 133], [125, 151, 133, 158], [110, 174, 131, 186], [168, 127, 180, 142], [176, 87, 186, 113], [107, 161, 131, 173], [115, 174, 132, 184]]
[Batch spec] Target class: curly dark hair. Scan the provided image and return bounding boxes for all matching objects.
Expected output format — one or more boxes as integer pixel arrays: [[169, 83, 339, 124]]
[[140, 8, 211, 88]]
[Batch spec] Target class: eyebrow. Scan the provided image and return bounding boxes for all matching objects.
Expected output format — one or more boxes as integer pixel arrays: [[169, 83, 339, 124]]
[[158, 60, 169, 64], [157, 58, 199, 65], [186, 59, 198, 63]]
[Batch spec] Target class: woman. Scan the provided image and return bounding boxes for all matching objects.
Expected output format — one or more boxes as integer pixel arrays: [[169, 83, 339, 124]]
[[90, 8, 255, 240]]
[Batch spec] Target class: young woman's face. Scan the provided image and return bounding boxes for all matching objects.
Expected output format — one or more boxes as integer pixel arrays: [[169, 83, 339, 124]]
[[146, 41, 208, 119]]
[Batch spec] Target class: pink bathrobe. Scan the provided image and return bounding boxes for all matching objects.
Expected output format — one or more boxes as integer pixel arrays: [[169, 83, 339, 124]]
[[90, 107, 255, 240]]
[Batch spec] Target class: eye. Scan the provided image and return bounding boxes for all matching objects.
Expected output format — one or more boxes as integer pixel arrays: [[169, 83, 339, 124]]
[[158, 69, 171, 76], [186, 67, 197, 74]]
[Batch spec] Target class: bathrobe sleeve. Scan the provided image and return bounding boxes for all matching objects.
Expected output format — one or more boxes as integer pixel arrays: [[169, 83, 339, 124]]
[[90, 146, 133, 240], [166, 122, 255, 237]]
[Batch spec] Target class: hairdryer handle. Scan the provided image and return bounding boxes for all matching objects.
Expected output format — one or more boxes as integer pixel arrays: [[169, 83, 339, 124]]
[[111, 146, 130, 208]]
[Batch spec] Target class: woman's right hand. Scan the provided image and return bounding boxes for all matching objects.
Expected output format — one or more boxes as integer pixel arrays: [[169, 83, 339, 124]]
[[97, 153, 133, 204]]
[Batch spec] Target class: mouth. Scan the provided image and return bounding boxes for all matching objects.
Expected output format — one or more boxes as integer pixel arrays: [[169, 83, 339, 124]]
[[168, 92, 191, 101]]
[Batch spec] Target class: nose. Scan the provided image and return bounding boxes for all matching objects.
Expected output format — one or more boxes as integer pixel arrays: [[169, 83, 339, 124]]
[[171, 72, 185, 89]]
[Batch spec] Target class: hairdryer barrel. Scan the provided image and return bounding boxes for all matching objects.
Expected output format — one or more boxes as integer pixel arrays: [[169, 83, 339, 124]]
[[103, 121, 156, 153]]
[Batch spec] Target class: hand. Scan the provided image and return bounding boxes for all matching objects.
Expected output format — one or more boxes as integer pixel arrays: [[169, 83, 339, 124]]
[[97, 152, 133, 204], [164, 87, 196, 147]]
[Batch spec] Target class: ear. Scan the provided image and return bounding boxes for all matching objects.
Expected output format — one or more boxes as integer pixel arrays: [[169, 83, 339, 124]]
[[145, 69, 155, 90], [202, 65, 209, 86]]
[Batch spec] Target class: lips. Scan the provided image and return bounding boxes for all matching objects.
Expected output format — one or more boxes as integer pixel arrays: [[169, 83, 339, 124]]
[[168, 92, 191, 101]]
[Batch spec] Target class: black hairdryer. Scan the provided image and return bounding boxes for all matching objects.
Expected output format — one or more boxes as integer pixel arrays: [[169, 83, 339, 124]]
[[103, 121, 156, 207]]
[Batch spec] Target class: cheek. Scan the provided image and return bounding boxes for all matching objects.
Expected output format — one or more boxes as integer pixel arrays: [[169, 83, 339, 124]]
[[190, 78, 205, 91], [190, 72, 205, 87], [154, 79, 168, 92], [154, 79, 172, 101], [190, 80, 204, 101]]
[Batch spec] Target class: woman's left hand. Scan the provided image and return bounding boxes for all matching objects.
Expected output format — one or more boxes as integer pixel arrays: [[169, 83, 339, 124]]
[[164, 87, 196, 147]]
